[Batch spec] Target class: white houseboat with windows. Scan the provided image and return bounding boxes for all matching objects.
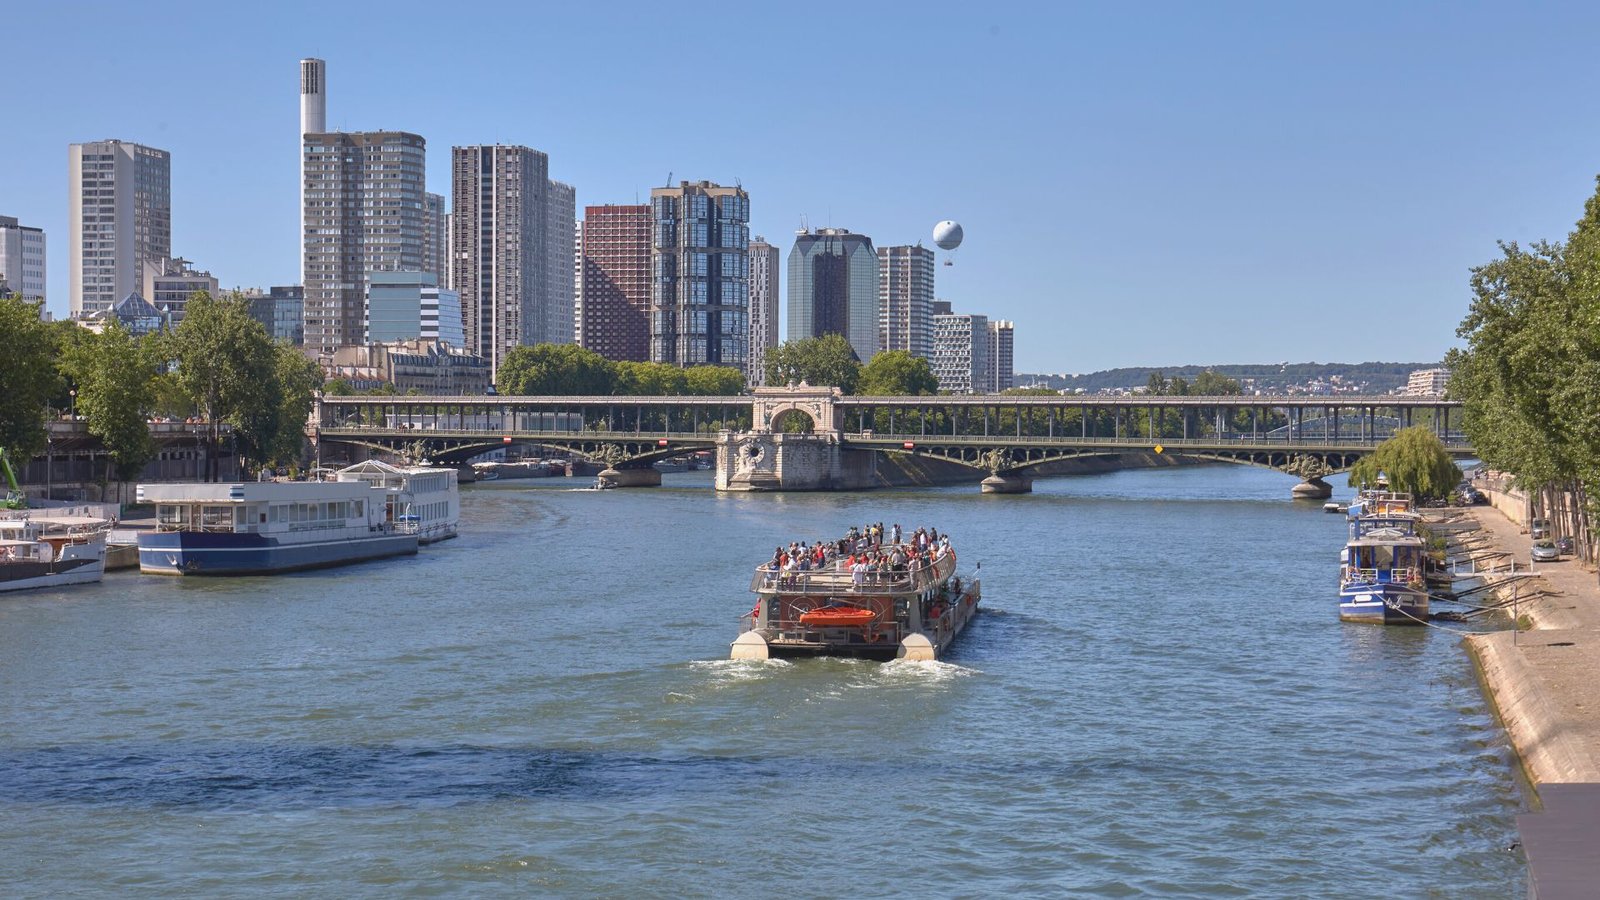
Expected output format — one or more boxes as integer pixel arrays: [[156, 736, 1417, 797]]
[[732, 538, 980, 662], [334, 460, 460, 544], [136, 481, 418, 575], [0, 515, 109, 593]]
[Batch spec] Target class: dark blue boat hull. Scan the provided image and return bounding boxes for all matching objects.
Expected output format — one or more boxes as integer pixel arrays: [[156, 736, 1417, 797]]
[[137, 530, 418, 576]]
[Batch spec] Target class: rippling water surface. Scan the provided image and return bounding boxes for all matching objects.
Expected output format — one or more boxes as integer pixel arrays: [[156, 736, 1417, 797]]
[[0, 467, 1524, 896]]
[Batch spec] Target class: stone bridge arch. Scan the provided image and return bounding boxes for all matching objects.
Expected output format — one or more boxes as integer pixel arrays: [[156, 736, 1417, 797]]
[[750, 384, 841, 433]]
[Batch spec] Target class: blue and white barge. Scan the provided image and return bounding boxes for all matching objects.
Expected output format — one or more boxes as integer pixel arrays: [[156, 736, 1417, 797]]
[[136, 481, 418, 575], [1339, 505, 1430, 625]]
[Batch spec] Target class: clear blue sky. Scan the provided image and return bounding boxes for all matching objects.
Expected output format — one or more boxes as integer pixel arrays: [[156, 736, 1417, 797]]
[[5, 1, 1599, 373]]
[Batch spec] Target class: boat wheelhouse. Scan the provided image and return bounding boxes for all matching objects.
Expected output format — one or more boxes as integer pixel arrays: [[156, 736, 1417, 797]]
[[731, 542, 980, 662], [136, 481, 418, 575], [334, 460, 460, 544], [0, 514, 109, 593]]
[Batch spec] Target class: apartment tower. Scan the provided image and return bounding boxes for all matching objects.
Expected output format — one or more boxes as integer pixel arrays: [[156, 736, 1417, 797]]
[[301, 130, 427, 358], [68, 140, 171, 319], [930, 311, 991, 394], [787, 228, 878, 363], [747, 236, 779, 385], [579, 204, 653, 361], [987, 319, 1014, 392], [450, 145, 556, 379], [649, 181, 750, 369], [423, 192, 448, 285], [878, 244, 934, 361], [0, 216, 46, 303], [545, 181, 577, 347]]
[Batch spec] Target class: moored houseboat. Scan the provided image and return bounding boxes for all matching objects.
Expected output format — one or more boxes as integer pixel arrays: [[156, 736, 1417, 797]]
[[334, 460, 460, 544], [0, 515, 109, 593], [731, 534, 980, 662], [136, 481, 418, 575], [1339, 512, 1430, 625]]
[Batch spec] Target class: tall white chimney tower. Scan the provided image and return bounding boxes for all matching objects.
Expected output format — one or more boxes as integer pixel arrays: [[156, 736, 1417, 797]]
[[299, 58, 326, 287], [300, 58, 326, 135]]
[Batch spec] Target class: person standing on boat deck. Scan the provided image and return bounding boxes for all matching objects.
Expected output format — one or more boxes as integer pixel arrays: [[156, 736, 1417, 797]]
[[851, 558, 866, 590], [891, 523, 902, 546]]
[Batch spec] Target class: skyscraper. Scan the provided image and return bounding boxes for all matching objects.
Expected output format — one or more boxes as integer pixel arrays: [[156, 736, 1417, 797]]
[[545, 180, 577, 347], [787, 228, 878, 363], [579, 204, 652, 361], [649, 181, 750, 369], [987, 319, 1014, 392], [423, 192, 448, 285], [748, 236, 779, 385], [301, 130, 427, 359], [450, 145, 553, 379], [878, 244, 934, 360], [68, 140, 171, 319], [0, 216, 46, 304], [930, 311, 991, 394]]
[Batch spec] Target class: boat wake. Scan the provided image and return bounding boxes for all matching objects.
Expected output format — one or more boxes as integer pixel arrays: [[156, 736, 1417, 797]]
[[877, 658, 978, 681], [686, 658, 794, 683]]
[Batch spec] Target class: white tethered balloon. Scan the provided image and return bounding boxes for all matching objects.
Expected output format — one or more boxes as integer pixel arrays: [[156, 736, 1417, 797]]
[[932, 220, 963, 265]]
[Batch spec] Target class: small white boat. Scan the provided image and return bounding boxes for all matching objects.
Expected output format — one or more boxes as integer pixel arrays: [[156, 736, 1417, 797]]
[[0, 515, 109, 592]]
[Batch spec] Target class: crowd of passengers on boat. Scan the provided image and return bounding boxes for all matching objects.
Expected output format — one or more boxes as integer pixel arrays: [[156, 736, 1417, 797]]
[[763, 523, 953, 590]]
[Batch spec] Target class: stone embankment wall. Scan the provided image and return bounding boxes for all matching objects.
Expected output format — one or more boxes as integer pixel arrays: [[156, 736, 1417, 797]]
[[1457, 500, 1600, 788]]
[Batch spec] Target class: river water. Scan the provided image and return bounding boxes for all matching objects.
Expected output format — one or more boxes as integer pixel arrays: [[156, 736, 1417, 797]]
[[0, 466, 1524, 896]]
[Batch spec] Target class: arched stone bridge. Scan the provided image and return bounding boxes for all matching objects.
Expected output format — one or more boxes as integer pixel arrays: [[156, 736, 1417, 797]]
[[312, 385, 1470, 493]]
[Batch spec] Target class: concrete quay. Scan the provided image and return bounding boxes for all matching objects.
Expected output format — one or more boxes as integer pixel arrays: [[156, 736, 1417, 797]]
[[1455, 496, 1600, 896]]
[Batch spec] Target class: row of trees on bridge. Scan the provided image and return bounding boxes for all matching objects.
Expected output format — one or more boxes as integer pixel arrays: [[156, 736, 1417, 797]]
[[0, 291, 320, 483], [1448, 177, 1600, 559]]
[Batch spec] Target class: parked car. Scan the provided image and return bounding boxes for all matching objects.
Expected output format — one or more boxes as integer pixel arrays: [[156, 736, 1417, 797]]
[[1557, 536, 1576, 555], [1532, 540, 1561, 562]]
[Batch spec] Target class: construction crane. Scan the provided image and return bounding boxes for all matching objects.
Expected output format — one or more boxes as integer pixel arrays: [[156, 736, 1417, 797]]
[[1, 448, 26, 509]]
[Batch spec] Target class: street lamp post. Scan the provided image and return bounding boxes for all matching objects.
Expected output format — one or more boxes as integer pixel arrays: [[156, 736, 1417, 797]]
[[45, 436, 52, 501], [69, 389, 77, 420]]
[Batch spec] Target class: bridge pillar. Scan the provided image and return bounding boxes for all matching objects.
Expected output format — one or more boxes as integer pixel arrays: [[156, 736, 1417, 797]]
[[980, 473, 1033, 494], [598, 465, 662, 488], [1291, 477, 1333, 500], [716, 430, 877, 491]]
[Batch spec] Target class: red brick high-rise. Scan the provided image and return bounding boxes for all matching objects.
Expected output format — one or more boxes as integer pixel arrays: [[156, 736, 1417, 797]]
[[579, 204, 652, 361]]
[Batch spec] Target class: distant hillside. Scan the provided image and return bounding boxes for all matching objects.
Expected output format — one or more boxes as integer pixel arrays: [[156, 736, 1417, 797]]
[[1017, 362, 1440, 394]]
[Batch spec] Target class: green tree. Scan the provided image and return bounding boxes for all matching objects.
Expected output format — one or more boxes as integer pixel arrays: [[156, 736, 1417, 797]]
[[858, 350, 938, 396], [683, 365, 745, 396], [0, 294, 61, 460], [764, 334, 861, 393], [1449, 178, 1600, 556], [167, 291, 278, 480], [497, 343, 616, 395], [1190, 370, 1243, 396], [614, 361, 687, 395], [322, 377, 356, 396], [1348, 426, 1462, 500], [58, 322, 158, 484], [266, 344, 323, 466]]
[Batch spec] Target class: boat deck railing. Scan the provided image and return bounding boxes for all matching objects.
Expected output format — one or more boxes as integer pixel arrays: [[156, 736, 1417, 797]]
[[1343, 566, 1423, 585], [750, 552, 951, 596]]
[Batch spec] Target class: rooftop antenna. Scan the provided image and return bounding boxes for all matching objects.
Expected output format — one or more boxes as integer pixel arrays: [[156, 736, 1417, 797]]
[[666, 171, 673, 187]]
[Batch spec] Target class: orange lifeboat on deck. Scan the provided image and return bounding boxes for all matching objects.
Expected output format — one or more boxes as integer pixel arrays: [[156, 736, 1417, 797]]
[[799, 606, 877, 628]]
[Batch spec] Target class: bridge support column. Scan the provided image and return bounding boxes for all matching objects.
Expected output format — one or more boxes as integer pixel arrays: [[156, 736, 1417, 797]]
[[716, 430, 873, 491], [1291, 477, 1332, 500], [598, 466, 662, 488], [980, 473, 1033, 494]]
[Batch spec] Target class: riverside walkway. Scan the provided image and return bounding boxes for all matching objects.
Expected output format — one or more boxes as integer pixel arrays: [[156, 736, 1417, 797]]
[[1458, 484, 1600, 896]]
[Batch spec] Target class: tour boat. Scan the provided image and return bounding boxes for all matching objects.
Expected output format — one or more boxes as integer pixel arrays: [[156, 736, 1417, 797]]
[[0, 515, 109, 593], [732, 539, 980, 662], [136, 481, 418, 575], [1339, 513, 1430, 625], [334, 460, 460, 544]]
